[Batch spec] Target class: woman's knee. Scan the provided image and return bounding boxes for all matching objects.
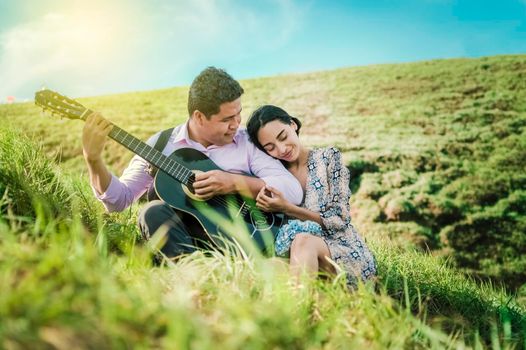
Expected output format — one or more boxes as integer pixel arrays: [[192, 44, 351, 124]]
[[291, 234, 330, 257], [290, 233, 310, 251], [290, 233, 322, 254]]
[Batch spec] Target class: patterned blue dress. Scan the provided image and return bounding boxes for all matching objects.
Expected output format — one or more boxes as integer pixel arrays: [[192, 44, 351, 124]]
[[275, 147, 376, 286]]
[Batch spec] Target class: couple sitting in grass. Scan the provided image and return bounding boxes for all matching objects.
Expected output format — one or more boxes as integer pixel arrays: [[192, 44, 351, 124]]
[[82, 66, 376, 288]]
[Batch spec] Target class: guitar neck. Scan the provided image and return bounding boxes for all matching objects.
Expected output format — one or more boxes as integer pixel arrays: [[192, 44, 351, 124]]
[[83, 109, 192, 183]]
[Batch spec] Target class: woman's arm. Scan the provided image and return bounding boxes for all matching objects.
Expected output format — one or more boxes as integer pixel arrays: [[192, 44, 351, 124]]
[[256, 186, 322, 225], [283, 202, 322, 225], [256, 148, 352, 233]]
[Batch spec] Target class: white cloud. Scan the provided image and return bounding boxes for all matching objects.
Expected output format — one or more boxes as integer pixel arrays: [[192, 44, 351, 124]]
[[0, 3, 132, 99], [0, 0, 306, 100]]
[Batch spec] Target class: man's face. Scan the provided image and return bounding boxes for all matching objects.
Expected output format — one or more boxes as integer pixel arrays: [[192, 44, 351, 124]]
[[198, 98, 242, 147]]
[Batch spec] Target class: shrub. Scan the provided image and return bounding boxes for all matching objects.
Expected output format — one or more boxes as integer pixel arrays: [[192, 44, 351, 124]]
[[355, 173, 386, 200], [381, 169, 417, 189], [379, 193, 417, 222], [347, 159, 378, 193], [440, 191, 526, 290]]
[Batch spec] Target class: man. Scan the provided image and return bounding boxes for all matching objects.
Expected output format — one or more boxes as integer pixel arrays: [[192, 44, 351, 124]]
[[82, 67, 303, 258]]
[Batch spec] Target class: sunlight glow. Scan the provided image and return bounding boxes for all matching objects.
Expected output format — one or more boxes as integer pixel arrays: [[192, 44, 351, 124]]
[[0, 1, 137, 100]]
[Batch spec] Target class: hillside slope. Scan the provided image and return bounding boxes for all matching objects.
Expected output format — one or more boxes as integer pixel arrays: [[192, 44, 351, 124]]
[[1, 54, 525, 292], [0, 126, 525, 348]]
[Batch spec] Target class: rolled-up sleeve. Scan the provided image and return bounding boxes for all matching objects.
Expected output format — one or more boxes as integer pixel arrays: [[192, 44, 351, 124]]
[[248, 144, 303, 205], [93, 133, 160, 212], [93, 156, 153, 212]]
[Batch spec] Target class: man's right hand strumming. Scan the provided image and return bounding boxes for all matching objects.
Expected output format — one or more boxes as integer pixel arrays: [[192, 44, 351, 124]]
[[82, 112, 113, 195]]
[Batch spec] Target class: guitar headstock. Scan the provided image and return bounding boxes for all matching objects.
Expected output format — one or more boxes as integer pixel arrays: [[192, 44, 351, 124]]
[[35, 89, 91, 121]]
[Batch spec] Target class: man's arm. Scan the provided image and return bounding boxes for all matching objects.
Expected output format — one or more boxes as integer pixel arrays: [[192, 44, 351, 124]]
[[82, 112, 113, 194], [184, 131, 303, 203], [82, 112, 155, 212]]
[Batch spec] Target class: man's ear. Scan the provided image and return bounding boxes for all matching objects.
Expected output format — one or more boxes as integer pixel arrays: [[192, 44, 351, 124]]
[[192, 110, 205, 125]]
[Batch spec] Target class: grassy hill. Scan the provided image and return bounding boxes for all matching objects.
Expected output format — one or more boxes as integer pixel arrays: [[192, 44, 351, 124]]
[[1, 54, 525, 348]]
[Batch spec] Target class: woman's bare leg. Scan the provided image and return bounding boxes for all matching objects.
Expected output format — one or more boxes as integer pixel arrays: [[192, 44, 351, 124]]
[[289, 233, 335, 282]]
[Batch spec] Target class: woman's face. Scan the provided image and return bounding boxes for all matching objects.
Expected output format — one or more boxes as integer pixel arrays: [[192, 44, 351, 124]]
[[257, 119, 301, 162]]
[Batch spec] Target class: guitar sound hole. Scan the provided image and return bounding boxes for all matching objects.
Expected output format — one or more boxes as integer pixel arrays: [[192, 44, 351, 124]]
[[249, 210, 273, 231]]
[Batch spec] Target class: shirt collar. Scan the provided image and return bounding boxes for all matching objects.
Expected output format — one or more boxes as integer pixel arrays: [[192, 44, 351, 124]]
[[172, 120, 243, 147], [172, 120, 191, 145]]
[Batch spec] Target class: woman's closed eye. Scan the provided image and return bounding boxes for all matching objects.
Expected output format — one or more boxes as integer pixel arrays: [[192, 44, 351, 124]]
[[264, 145, 275, 152]]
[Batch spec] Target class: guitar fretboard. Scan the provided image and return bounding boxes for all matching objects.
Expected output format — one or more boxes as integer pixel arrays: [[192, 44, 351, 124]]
[[108, 124, 193, 183], [36, 91, 197, 185]]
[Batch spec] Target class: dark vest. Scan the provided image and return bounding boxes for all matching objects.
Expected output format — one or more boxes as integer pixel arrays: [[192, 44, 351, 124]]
[[146, 127, 174, 201]]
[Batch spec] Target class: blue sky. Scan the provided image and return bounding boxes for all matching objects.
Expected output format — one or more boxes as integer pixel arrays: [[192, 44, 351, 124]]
[[0, 0, 525, 101]]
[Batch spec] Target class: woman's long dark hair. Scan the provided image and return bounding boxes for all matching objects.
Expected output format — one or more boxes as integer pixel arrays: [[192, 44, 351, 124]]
[[246, 105, 302, 153]]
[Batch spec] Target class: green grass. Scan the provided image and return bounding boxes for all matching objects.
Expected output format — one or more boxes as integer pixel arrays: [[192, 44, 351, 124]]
[[0, 131, 524, 348], [1, 55, 526, 348]]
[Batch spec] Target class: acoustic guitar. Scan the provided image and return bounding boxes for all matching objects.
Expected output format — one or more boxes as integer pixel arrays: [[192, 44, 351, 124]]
[[35, 89, 282, 255]]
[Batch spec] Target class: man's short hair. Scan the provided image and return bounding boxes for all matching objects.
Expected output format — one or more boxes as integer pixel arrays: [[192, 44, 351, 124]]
[[187, 67, 244, 118]]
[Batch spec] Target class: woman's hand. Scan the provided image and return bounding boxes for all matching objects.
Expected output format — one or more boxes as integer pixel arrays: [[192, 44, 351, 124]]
[[256, 186, 291, 213]]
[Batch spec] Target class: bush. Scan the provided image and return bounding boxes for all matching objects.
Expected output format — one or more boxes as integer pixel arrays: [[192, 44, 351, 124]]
[[440, 191, 526, 290], [347, 159, 378, 193], [441, 168, 513, 207], [381, 169, 417, 189], [351, 198, 382, 224], [355, 173, 386, 200], [379, 193, 417, 222]]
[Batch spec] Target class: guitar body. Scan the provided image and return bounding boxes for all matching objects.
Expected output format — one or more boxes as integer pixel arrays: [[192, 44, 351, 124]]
[[153, 148, 282, 254]]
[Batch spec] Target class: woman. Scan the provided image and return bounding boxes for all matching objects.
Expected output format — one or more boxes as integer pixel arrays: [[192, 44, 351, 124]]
[[247, 105, 376, 287]]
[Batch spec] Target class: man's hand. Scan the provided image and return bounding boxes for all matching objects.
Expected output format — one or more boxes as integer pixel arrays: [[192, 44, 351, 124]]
[[81, 112, 113, 195], [256, 186, 291, 213], [192, 170, 235, 200], [82, 112, 113, 163]]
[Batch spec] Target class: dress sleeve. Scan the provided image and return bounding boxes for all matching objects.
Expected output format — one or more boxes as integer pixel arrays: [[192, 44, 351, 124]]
[[319, 147, 352, 233]]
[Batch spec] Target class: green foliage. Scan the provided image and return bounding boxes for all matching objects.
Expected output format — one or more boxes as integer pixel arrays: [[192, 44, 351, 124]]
[[1, 54, 525, 347], [0, 206, 524, 349], [347, 159, 379, 193], [0, 127, 139, 253], [374, 243, 526, 347], [441, 191, 526, 288], [0, 128, 73, 223]]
